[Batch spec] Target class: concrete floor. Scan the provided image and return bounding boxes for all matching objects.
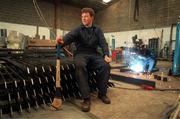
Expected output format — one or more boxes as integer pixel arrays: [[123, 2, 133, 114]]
[[2, 61, 180, 119]]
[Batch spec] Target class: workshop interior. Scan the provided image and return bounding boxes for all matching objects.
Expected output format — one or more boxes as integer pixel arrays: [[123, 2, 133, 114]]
[[0, 0, 180, 119]]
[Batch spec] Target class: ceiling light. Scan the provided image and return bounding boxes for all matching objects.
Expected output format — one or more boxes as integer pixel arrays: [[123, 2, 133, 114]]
[[102, 0, 112, 3]]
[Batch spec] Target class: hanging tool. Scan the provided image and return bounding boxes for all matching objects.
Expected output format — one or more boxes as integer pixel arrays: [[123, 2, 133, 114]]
[[26, 67, 39, 109], [134, 0, 139, 21], [51, 44, 62, 110], [4, 65, 23, 113], [19, 61, 46, 108], [0, 68, 14, 117]]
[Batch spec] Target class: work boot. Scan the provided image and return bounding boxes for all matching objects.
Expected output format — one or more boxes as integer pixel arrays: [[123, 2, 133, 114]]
[[98, 94, 111, 104], [81, 98, 91, 112]]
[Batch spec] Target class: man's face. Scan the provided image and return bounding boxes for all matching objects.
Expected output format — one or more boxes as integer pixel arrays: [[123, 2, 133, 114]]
[[81, 12, 94, 26]]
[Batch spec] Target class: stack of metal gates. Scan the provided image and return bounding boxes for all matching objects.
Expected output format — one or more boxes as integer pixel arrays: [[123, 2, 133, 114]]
[[0, 49, 102, 117]]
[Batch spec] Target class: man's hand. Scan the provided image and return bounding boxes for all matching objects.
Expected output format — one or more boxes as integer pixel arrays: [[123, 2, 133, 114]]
[[104, 55, 112, 63], [56, 36, 64, 44]]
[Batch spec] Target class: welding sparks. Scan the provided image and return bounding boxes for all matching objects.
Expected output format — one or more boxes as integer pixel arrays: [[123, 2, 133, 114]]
[[129, 56, 146, 73], [129, 62, 144, 73], [122, 46, 156, 74], [123, 48, 146, 73], [129, 55, 145, 73]]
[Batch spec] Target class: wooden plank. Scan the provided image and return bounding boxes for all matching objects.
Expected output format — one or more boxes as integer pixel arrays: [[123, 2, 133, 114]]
[[27, 39, 56, 48]]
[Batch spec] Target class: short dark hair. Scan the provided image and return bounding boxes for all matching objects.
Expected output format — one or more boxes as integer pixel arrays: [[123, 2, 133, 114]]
[[81, 7, 95, 17]]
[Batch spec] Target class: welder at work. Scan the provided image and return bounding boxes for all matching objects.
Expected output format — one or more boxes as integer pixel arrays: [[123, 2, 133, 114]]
[[123, 36, 157, 74]]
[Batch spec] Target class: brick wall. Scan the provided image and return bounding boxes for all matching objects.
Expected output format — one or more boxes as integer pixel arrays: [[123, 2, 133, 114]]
[[0, 0, 54, 27], [0, 0, 81, 30], [0, 0, 180, 32], [57, 3, 81, 30], [96, 0, 180, 32]]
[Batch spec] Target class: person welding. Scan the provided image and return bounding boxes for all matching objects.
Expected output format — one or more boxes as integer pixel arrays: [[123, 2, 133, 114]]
[[140, 45, 156, 74]]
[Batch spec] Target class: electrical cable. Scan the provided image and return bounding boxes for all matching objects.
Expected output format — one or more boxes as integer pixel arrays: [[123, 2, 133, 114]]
[[172, 101, 180, 119], [109, 81, 180, 92], [163, 95, 180, 119], [33, 0, 50, 30], [32, 0, 73, 56], [109, 81, 142, 90]]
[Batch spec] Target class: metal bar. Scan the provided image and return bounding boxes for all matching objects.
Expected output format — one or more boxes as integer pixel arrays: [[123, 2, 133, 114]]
[[110, 74, 155, 87]]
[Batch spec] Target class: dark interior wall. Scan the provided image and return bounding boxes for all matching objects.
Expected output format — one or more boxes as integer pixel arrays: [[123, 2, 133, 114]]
[[57, 3, 81, 30], [0, 0, 81, 30], [0, 0, 54, 27], [1, 0, 179, 32], [96, 0, 180, 32]]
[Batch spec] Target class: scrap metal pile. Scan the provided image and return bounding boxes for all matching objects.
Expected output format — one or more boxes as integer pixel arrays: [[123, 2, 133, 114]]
[[0, 49, 104, 117]]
